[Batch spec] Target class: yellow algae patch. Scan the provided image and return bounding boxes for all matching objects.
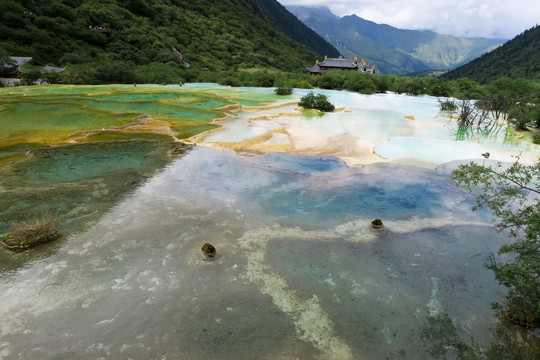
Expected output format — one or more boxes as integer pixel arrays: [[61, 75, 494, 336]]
[[67, 114, 178, 142], [158, 97, 206, 105], [217, 104, 243, 111], [186, 114, 239, 144], [249, 143, 291, 153], [242, 101, 298, 111], [283, 127, 383, 167], [207, 131, 274, 151], [202, 126, 293, 153]]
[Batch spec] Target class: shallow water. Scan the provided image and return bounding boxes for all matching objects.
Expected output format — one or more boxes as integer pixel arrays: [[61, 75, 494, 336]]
[[0, 85, 538, 359], [0, 141, 191, 272], [199, 89, 539, 165], [0, 147, 529, 359]]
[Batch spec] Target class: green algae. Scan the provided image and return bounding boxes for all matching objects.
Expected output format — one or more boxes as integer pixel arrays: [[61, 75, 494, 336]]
[[5, 141, 176, 184], [0, 84, 284, 251], [0, 141, 192, 240], [76, 131, 175, 142], [0, 143, 46, 165], [0, 84, 241, 165], [0, 100, 136, 144]]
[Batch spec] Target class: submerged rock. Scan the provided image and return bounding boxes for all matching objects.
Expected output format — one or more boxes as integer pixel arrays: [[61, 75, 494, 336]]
[[171, 142, 189, 155], [2, 214, 62, 251], [371, 219, 384, 229], [2, 231, 61, 251], [201, 243, 216, 257]]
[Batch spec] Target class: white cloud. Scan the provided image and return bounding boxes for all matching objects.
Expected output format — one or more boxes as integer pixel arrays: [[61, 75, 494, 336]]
[[278, 0, 539, 39]]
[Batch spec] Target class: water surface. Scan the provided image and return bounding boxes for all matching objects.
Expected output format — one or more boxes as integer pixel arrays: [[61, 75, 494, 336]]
[[0, 147, 524, 359], [0, 85, 538, 359]]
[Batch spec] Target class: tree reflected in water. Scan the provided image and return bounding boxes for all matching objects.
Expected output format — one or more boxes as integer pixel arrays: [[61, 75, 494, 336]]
[[420, 313, 540, 359]]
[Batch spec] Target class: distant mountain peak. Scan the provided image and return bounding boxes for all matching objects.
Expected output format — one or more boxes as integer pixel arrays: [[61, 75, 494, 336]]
[[251, 0, 340, 58], [286, 5, 338, 22], [286, 5, 504, 75]]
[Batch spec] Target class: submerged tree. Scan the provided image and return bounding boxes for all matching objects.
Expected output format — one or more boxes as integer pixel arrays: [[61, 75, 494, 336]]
[[451, 160, 540, 327], [274, 85, 292, 95], [438, 98, 457, 111], [421, 313, 540, 359], [420, 313, 485, 359], [454, 99, 493, 128]]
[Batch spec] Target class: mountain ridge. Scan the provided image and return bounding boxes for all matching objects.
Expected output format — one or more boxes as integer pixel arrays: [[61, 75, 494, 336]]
[[0, 0, 331, 75], [286, 5, 502, 75], [441, 25, 540, 83], [250, 0, 340, 59]]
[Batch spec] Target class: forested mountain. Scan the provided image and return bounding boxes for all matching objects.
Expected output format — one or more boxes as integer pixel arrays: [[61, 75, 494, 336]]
[[442, 25, 540, 83], [251, 0, 340, 59], [0, 0, 331, 83], [286, 6, 502, 75]]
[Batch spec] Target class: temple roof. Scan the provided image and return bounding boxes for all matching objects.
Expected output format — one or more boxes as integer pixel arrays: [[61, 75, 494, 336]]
[[306, 57, 375, 74], [306, 63, 323, 73], [8, 57, 65, 73], [10, 57, 33, 66], [318, 58, 358, 69]]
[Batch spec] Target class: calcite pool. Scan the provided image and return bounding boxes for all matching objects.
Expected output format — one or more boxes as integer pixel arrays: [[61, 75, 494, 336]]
[[0, 84, 538, 359]]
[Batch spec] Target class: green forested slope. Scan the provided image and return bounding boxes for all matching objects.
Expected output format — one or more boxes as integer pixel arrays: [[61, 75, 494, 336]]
[[251, 0, 340, 58], [442, 25, 540, 83], [0, 0, 324, 83]]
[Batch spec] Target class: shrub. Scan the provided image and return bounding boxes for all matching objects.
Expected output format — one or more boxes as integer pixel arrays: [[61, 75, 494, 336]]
[[298, 92, 335, 112], [274, 86, 292, 95]]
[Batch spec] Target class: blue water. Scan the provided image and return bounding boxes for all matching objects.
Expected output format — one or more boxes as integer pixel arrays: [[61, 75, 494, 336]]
[[0, 146, 525, 359], [256, 152, 347, 174], [1, 86, 538, 359]]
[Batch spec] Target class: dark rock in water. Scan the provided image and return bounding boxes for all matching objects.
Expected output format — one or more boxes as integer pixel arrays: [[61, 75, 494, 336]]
[[201, 243, 216, 257], [482, 152, 490, 158], [371, 219, 384, 229], [171, 142, 188, 155]]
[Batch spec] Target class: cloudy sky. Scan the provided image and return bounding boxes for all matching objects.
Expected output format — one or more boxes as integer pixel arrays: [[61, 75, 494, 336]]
[[277, 0, 539, 39]]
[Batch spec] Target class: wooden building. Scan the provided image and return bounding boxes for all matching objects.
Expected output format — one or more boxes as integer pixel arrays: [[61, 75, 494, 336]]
[[3, 57, 65, 78], [307, 56, 376, 76]]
